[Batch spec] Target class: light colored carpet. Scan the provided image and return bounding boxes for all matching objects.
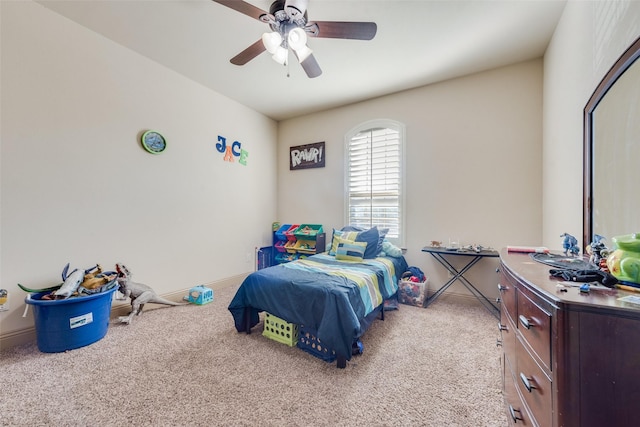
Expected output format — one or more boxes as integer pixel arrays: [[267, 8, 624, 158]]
[[0, 285, 507, 426]]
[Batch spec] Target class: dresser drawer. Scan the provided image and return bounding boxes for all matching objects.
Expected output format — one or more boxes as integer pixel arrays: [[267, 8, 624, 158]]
[[499, 304, 517, 366], [499, 269, 517, 323], [516, 336, 552, 427], [504, 356, 534, 426], [517, 289, 552, 370]]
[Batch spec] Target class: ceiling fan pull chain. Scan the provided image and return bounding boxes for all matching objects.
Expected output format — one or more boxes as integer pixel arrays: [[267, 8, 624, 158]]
[[286, 49, 291, 77]]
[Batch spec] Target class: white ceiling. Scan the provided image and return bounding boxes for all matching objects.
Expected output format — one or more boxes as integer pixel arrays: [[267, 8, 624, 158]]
[[36, 0, 567, 121]]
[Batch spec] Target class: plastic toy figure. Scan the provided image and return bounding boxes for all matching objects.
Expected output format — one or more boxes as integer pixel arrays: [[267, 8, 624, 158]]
[[561, 233, 580, 256], [115, 263, 187, 324], [587, 234, 608, 265]]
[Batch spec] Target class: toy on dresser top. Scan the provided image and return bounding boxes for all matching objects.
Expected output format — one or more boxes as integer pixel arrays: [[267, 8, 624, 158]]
[[560, 233, 580, 256], [606, 234, 640, 286], [587, 234, 609, 268]]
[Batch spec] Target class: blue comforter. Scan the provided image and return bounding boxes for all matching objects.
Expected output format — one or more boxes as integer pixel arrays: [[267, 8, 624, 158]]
[[228, 253, 408, 361]]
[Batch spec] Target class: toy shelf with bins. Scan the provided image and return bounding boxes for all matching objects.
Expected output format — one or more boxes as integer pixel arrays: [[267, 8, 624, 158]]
[[273, 223, 326, 264]]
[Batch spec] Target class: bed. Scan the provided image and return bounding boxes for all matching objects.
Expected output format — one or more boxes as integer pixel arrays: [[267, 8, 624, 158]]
[[228, 228, 408, 368]]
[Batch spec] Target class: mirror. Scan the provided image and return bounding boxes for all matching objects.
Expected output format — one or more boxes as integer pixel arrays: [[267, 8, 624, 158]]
[[583, 36, 640, 250]]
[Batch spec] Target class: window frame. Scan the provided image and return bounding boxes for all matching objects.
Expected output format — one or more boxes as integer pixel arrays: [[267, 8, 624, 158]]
[[344, 119, 406, 247]]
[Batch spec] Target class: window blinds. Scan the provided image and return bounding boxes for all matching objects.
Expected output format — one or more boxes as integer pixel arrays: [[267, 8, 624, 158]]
[[346, 127, 402, 239]]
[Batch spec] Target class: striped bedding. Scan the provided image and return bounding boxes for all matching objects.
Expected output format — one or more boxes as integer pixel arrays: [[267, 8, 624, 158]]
[[283, 254, 399, 316], [228, 253, 408, 362]]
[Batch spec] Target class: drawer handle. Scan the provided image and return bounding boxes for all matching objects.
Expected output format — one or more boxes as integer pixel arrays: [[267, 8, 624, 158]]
[[519, 314, 532, 330], [498, 283, 507, 292], [509, 405, 524, 422], [495, 297, 501, 304], [498, 322, 508, 332], [520, 372, 536, 393], [496, 338, 502, 347]]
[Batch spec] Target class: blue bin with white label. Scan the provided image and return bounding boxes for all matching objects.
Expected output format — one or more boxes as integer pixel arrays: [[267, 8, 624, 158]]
[[25, 284, 118, 353]]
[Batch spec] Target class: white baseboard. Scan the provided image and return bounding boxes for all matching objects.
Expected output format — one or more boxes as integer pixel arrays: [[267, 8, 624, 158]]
[[0, 273, 248, 352], [0, 327, 37, 351]]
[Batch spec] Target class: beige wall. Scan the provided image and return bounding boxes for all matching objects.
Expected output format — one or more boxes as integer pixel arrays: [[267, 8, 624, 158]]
[[277, 60, 544, 303], [542, 0, 640, 249], [0, 1, 278, 341]]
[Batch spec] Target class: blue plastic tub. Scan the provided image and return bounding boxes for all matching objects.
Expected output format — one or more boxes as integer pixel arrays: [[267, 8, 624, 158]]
[[25, 285, 118, 353]]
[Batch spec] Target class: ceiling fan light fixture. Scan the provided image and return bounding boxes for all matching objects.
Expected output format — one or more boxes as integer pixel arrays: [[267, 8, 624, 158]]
[[294, 45, 312, 63], [272, 46, 288, 65], [288, 27, 307, 50], [262, 31, 282, 54], [288, 27, 311, 62]]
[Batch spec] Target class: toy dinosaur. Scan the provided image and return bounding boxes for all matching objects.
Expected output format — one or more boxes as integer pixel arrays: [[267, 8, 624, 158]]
[[80, 264, 117, 290], [54, 263, 96, 299], [115, 263, 187, 324], [560, 233, 580, 256]]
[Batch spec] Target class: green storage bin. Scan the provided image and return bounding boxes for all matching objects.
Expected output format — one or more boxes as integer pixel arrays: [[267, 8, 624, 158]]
[[293, 224, 323, 239]]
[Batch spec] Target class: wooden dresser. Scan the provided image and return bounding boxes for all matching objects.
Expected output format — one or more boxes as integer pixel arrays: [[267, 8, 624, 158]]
[[498, 249, 640, 427]]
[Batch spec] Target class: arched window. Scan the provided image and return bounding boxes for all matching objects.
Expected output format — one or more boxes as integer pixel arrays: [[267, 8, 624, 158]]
[[345, 120, 405, 246]]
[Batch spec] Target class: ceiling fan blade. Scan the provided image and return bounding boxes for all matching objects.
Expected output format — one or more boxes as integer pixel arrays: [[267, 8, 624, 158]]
[[299, 53, 322, 78], [230, 39, 266, 65], [307, 21, 377, 40], [211, 0, 269, 21]]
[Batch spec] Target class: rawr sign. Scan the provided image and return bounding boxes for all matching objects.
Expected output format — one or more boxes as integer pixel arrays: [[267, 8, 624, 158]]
[[289, 141, 325, 170]]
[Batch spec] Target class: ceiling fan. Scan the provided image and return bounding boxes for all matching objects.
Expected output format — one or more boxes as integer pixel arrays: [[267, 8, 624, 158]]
[[212, 0, 377, 78]]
